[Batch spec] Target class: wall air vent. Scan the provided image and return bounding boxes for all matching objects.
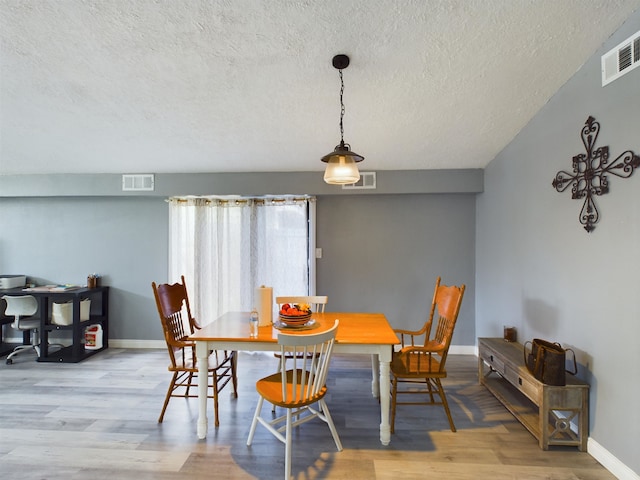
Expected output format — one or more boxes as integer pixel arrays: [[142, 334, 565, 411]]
[[122, 174, 155, 191], [342, 171, 376, 190], [601, 30, 640, 86]]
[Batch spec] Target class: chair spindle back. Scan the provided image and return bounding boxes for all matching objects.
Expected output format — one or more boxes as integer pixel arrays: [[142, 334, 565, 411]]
[[277, 320, 339, 404]]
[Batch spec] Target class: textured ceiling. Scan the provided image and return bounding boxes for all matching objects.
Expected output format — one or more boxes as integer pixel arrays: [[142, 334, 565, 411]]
[[1, 0, 639, 175]]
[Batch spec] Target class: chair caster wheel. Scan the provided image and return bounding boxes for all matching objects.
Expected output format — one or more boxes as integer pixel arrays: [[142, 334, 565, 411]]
[[6, 358, 13, 365]]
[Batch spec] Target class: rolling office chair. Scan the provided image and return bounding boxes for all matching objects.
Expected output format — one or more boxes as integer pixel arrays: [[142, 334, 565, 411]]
[[3, 295, 41, 364]]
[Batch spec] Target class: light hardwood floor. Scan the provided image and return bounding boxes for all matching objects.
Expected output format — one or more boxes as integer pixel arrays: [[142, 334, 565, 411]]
[[0, 347, 614, 480]]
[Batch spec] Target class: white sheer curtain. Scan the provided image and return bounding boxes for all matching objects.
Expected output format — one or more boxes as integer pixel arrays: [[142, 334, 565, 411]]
[[168, 196, 314, 326]]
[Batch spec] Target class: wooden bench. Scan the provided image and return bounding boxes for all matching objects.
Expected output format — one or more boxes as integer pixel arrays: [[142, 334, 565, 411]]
[[478, 337, 589, 451]]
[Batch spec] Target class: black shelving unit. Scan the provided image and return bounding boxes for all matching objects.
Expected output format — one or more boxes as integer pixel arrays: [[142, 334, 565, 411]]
[[2, 286, 109, 363]]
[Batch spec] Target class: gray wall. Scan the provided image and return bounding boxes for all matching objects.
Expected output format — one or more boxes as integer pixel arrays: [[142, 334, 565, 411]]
[[317, 194, 476, 345], [0, 171, 479, 344], [0, 197, 168, 340], [476, 11, 640, 475]]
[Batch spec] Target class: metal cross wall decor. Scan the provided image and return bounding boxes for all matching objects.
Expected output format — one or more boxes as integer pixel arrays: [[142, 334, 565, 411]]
[[552, 116, 640, 232]]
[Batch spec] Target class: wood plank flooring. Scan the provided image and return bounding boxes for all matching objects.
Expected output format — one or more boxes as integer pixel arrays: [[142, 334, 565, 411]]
[[0, 348, 614, 480]]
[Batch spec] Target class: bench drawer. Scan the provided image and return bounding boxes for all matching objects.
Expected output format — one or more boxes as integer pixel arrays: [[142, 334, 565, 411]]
[[503, 364, 541, 404], [479, 344, 506, 375]]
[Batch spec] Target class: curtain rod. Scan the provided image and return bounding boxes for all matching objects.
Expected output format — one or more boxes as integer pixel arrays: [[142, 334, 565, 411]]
[[167, 195, 314, 205]]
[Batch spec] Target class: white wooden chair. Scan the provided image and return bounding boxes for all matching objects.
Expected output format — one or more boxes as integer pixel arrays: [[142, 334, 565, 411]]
[[275, 296, 328, 315], [274, 296, 328, 369], [272, 296, 328, 412], [247, 320, 342, 480]]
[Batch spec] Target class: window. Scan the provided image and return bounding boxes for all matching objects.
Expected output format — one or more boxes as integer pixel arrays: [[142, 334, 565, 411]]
[[168, 196, 315, 325]]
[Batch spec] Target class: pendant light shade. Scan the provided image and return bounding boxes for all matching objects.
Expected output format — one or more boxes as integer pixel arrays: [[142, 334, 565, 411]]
[[321, 54, 364, 185], [322, 141, 364, 184]]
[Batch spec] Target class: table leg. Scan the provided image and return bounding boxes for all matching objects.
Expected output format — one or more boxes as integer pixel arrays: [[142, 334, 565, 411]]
[[38, 297, 50, 360], [195, 341, 209, 439], [71, 297, 82, 359], [370, 354, 380, 398], [378, 355, 391, 446]]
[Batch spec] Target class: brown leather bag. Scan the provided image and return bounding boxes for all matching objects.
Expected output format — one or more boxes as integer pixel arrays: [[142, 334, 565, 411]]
[[523, 339, 577, 386]]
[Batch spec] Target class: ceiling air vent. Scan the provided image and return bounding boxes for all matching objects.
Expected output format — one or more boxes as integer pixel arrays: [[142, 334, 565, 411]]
[[342, 171, 376, 190], [601, 30, 640, 86], [122, 174, 155, 191]]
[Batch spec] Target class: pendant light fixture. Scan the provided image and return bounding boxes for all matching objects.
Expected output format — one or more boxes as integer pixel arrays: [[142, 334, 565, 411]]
[[321, 54, 364, 185]]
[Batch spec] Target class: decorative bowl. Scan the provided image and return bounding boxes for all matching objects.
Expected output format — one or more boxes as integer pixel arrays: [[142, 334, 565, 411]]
[[278, 312, 312, 325]]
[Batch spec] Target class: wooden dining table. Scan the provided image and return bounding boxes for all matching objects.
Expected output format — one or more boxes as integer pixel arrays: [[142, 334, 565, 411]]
[[190, 311, 400, 445]]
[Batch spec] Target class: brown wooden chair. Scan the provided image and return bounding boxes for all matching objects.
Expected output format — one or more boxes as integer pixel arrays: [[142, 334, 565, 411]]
[[152, 276, 237, 426], [247, 320, 342, 480], [390, 277, 465, 432]]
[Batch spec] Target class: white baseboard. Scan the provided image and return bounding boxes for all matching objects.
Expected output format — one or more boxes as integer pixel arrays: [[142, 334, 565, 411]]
[[0, 339, 481, 355], [588, 438, 639, 480], [110, 339, 165, 349], [449, 344, 477, 355]]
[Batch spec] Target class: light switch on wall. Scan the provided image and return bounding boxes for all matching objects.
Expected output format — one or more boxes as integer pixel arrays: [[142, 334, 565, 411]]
[[315, 248, 323, 259]]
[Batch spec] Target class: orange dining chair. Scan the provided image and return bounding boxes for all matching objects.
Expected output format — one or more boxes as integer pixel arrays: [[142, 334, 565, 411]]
[[247, 320, 341, 480], [152, 276, 237, 426], [390, 277, 465, 432]]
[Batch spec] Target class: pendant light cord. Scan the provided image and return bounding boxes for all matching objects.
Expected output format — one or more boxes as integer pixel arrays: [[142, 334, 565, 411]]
[[320, 53, 364, 177], [339, 69, 345, 145]]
